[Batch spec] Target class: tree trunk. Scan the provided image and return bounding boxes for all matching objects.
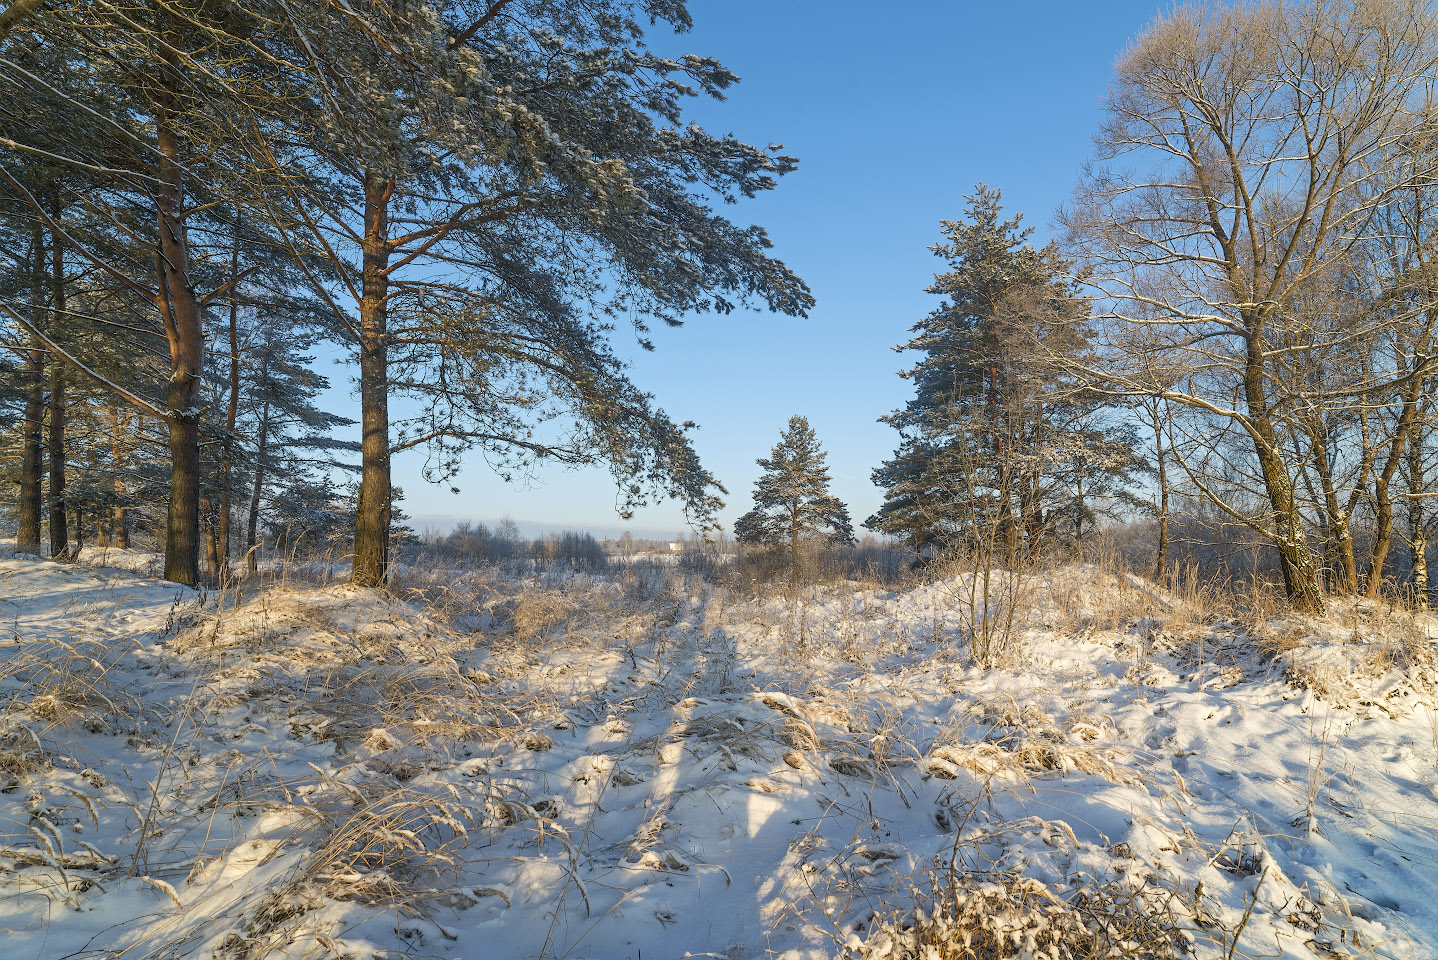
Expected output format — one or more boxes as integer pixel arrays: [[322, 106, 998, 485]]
[[1243, 326, 1323, 612], [1020, 471, 1044, 565], [1152, 402, 1169, 584], [1000, 468, 1018, 569], [790, 502, 800, 583], [47, 191, 69, 559], [217, 237, 242, 574], [1021, 397, 1043, 565], [1409, 421, 1429, 609], [47, 354, 67, 560], [163, 409, 202, 584], [204, 499, 221, 578], [1305, 422, 1359, 595], [246, 399, 271, 573], [1366, 333, 1430, 597], [16, 224, 45, 555], [154, 14, 205, 586], [0, 0, 46, 41], [111, 408, 129, 548], [1369, 473, 1397, 598], [352, 170, 395, 587]]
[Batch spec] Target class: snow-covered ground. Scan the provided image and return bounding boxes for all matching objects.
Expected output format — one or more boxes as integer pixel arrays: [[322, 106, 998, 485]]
[[2, 550, 1436, 959]]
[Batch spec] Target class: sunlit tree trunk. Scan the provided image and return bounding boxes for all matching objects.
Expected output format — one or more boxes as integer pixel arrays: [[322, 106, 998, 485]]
[[245, 399, 271, 574], [1244, 325, 1324, 612], [1409, 422, 1429, 608], [154, 12, 205, 586], [1304, 422, 1359, 595], [353, 169, 394, 587], [1150, 400, 1170, 584], [216, 238, 242, 577], [1367, 323, 1433, 597]]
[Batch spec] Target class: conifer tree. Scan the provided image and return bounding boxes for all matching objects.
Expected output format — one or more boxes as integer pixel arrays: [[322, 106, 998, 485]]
[[1, 2, 809, 588], [261, 0, 812, 586], [0, 2, 358, 584], [735, 415, 853, 579], [868, 186, 1137, 562], [231, 316, 356, 572], [5, 217, 45, 554]]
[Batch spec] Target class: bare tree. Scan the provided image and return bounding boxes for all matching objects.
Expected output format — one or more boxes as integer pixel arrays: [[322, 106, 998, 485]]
[[1064, 0, 1438, 612]]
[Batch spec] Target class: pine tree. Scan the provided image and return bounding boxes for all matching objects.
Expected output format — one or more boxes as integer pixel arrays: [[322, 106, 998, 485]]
[[735, 416, 853, 579], [0, 2, 368, 584], [868, 186, 1137, 562], [231, 316, 356, 572], [260, 1, 812, 585]]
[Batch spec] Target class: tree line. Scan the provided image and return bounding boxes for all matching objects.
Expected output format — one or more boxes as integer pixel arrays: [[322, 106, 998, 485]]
[[7, 0, 1438, 617], [863, 0, 1438, 614], [741, 0, 1438, 616]]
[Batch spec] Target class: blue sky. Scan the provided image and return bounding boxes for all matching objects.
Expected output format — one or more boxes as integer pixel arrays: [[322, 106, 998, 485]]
[[391, 0, 1170, 539]]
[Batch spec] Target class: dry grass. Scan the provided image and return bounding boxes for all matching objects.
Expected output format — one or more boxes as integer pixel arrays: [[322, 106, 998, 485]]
[[507, 588, 583, 642], [0, 628, 150, 794], [1361, 606, 1438, 676], [1253, 597, 1438, 715], [1250, 621, 1306, 662], [925, 697, 1145, 789], [10, 548, 1425, 959], [124, 761, 492, 960], [386, 562, 511, 630], [1048, 558, 1236, 644], [1, 634, 145, 734], [102, 576, 569, 959], [0, 722, 48, 786], [849, 868, 1188, 960]]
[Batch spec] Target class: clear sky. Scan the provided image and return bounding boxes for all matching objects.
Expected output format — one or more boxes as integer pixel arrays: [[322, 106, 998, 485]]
[[389, 0, 1172, 540]]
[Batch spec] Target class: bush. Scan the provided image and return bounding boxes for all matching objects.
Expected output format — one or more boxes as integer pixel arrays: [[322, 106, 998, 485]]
[[725, 538, 911, 591], [530, 531, 609, 573]]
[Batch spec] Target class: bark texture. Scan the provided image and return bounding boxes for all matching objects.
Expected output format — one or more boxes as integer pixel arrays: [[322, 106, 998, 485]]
[[154, 13, 205, 586], [352, 170, 394, 587]]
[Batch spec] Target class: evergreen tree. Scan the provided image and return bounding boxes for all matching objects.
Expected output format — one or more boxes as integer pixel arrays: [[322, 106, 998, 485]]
[[232, 316, 356, 572], [1, 3, 809, 587], [868, 186, 1138, 562], [736, 415, 853, 579], [260, 1, 812, 585], [0, 2, 370, 584]]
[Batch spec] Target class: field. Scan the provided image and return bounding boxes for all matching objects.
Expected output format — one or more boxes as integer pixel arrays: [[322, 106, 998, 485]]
[[3, 548, 1437, 959]]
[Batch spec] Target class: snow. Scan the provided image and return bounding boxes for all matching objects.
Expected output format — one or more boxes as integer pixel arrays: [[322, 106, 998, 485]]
[[2, 550, 1437, 959]]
